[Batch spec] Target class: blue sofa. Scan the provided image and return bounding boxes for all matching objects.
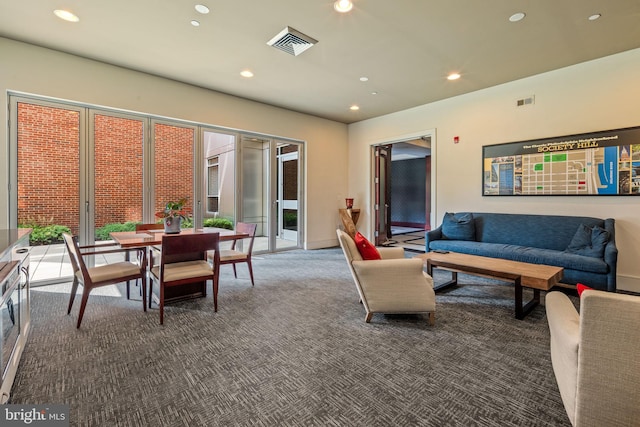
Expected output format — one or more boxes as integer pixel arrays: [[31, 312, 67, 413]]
[[425, 212, 617, 291]]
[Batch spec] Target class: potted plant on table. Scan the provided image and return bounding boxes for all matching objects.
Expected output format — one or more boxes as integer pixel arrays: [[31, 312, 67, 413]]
[[156, 198, 188, 234]]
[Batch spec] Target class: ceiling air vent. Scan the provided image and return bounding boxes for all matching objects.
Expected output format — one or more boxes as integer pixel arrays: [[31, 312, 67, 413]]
[[267, 26, 318, 56]]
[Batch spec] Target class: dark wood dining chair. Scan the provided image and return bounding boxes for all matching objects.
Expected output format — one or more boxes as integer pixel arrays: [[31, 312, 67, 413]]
[[135, 223, 163, 268], [63, 233, 147, 328], [149, 232, 220, 325], [208, 222, 257, 286]]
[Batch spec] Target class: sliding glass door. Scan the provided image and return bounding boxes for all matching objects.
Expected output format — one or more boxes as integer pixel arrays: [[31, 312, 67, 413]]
[[201, 130, 236, 226], [10, 94, 304, 284], [13, 100, 84, 283], [91, 112, 145, 240], [239, 136, 302, 252], [153, 121, 196, 225]]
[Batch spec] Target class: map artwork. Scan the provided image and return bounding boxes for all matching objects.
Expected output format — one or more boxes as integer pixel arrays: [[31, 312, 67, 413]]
[[482, 126, 640, 196]]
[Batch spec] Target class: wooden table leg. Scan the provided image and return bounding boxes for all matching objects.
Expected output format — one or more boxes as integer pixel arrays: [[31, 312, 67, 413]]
[[515, 277, 540, 319]]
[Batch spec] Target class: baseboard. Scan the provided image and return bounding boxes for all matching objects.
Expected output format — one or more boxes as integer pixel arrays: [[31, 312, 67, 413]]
[[616, 274, 640, 294]]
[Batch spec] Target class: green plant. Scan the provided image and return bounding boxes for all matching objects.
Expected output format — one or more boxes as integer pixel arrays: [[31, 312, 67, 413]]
[[283, 212, 297, 229], [155, 198, 188, 221], [95, 221, 138, 241], [19, 222, 71, 245], [203, 217, 234, 230]]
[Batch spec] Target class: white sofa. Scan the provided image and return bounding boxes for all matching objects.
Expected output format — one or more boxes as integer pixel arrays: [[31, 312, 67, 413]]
[[546, 290, 640, 426], [336, 229, 436, 324]]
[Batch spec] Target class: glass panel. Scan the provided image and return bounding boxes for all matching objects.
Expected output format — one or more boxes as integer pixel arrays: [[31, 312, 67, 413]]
[[283, 209, 297, 231], [154, 123, 195, 228], [17, 102, 80, 283], [203, 131, 235, 226], [241, 136, 269, 251], [282, 158, 297, 201], [17, 103, 80, 234], [207, 160, 219, 213], [94, 114, 144, 239]]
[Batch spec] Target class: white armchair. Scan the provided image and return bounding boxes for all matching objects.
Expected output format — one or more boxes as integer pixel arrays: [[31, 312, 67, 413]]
[[546, 290, 640, 426], [336, 229, 436, 324]]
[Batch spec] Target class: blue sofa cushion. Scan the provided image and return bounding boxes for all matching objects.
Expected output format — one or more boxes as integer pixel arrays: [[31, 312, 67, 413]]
[[441, 212, 475, 241], [470, 213, 605, 251], [565, 224, 610, 258], [428, 241, 609, 274]]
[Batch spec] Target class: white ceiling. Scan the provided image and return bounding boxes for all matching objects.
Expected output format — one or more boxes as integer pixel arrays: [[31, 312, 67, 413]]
[[1, 0, 639, 124]]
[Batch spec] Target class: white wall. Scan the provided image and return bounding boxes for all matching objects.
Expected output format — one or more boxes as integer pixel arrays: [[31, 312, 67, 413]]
[[0, 38, 349, 250], [349, 48, 640, 292]]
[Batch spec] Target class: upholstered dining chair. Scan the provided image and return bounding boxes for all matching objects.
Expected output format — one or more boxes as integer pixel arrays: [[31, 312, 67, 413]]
[[150, 232, 220, 325], [208, 222, 257, 286], [63, 233, 147, 328]]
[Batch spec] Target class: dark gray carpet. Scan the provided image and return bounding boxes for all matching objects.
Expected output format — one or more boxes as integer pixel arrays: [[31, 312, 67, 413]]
[[11, 248, 572, 426]]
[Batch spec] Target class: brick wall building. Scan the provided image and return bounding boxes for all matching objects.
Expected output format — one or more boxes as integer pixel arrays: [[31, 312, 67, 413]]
[[17, 103, 193, 236]]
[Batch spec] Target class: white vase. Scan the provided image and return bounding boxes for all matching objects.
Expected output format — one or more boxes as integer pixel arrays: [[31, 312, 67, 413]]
[[164, 217, 182, 234]]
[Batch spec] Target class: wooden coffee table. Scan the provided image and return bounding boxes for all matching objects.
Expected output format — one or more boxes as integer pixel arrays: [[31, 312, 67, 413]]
[[414, 252, 564, 319]]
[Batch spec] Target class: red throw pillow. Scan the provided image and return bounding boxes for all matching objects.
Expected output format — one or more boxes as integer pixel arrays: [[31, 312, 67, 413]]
[[576, 283, 593, 297], [354, 232, 381, 260]]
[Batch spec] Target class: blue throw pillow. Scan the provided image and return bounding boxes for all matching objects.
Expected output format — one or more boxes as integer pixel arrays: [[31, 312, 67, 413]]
[[565, 224, 609, 258], [441, 212, 475, 241]]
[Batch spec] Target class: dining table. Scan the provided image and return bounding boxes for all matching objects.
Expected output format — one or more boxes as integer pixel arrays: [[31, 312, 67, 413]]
[[110, 227, 250, 303], [110, 227, 249, 248]]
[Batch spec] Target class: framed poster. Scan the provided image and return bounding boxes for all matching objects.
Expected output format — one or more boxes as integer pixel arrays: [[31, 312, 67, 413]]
[[482, 126, 640, 196]]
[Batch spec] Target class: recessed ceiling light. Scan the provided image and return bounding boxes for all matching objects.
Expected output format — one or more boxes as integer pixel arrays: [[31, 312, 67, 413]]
[[447, 73, 461, 81], [588, 13, 601, 21], [371, 91, 378, 95], [509, 12, 526, 22], [334, 0, 353, 13], [53, 9, 79, 22], [190, 20, 200, 27], [195, 4, 210, 14], [350, 105, 360, 111], [240, 70, 254, 78], [359, 77, 369, 82]]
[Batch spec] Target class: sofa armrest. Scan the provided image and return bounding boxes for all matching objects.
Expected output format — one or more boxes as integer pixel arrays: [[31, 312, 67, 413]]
[[546, 291, 580, 425], [377, 246, 405, 259], [603, 218, 617, 291], [425, 226, 443, 251]]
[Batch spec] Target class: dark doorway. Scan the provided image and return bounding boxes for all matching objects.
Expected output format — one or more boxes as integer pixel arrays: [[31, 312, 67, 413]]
[[374, 138, 431, 251]]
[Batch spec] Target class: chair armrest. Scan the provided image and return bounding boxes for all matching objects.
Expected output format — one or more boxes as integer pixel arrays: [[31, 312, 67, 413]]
[[377, 246, 405, 259], [546, 292, 580, 359], [352, 258, 433, 292], [81, 247, 145, 257], [545, 291, 580, 424]]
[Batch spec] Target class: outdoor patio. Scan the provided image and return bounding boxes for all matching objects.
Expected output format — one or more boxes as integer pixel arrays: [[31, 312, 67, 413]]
[[26, 236, 289, 286]]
